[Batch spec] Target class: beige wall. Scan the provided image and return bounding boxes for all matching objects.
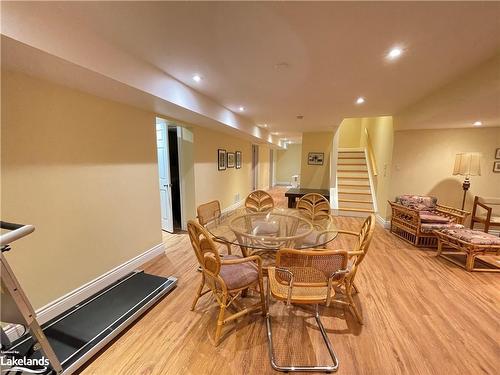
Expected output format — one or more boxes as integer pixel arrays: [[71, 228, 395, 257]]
[[300, 132, 334, 189], [192, 126, 253, 210], [338, 118, 363, 148], [1, 70, 162, 308], [389, 127, 500, 218], [276, 144, 302, 184], [257, 145, 271, 190]]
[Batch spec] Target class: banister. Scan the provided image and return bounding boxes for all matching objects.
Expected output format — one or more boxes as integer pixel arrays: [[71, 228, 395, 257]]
[[364, 128, 378, 176]]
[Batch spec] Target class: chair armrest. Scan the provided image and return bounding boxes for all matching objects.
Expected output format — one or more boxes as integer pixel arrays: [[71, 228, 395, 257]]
[[473, 202, 493, 221], [435, 204, 470, 223], [274, 267, 295, 305], [388, 201, 420, 226], [336, 230, 359, 236], [213, 237, 233, 255], [221, 254, 262, 269], [348, 250, 364, 257]]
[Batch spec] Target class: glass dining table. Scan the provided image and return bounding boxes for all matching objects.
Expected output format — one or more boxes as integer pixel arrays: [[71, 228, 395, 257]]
[[205, 207, 338, 267]]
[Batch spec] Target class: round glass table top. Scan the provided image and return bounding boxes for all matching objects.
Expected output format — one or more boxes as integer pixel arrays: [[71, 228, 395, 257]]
[[205, 207, 338, 251]]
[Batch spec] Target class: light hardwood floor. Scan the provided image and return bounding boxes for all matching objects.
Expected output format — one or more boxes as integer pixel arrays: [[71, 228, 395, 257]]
[[78, 188, 500, 375]]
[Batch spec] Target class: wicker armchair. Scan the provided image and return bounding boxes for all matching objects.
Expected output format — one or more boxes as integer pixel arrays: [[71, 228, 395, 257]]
[[296, 193, 331, 221], [266, 249, 349, 372], [388, 195, 469, 247], [188, 220, 266, 346], [197, 200, 232, 255], [334, 214, 375, 324], [245, 190, 275, 212]]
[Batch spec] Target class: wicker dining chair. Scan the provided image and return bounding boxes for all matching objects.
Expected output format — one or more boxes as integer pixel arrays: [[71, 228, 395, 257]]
[[333, 214, 375, 324], [296, 193, 331, 221], [197, 200, 232, 255], [245, 190, 275, 212], [266, 248, 349, 372], [188, 220, 266, 346]]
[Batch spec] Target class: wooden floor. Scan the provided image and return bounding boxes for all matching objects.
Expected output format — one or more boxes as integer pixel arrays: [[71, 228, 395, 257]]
[[78, 188, 500, 375]]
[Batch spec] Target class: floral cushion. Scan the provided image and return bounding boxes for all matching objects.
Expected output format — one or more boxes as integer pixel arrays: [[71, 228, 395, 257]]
[[440, 229, 500, 245], [219, 255, 259, 290], [419, 211, 450, 223], [396, 195, 437, 211], [421, 223, 463, 233]]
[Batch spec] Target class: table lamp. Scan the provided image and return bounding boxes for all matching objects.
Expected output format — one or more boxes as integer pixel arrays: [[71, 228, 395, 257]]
[[452, 152, 481, 210]]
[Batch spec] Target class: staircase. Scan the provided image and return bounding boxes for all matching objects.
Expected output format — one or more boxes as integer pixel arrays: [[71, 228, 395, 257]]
[[336, 149, 375, 216]]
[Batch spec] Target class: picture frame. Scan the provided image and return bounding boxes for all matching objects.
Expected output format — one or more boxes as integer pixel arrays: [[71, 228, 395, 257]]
[[227, 152, 235, 168], [493, 161, 500, 173], [308, 152, 324, 165], [495, 148, 500, 159], [235, 151, 242, 169], [218, 149, 226, 170]]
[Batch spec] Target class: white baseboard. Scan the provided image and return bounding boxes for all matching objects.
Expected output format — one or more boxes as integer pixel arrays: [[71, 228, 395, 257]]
[[376, 214, 390, 229], [18, 242, 164, 332], [222, 199, 244, 214]]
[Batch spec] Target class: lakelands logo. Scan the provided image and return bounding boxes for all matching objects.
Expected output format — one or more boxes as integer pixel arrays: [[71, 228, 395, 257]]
[[1, 353, 49, 374]]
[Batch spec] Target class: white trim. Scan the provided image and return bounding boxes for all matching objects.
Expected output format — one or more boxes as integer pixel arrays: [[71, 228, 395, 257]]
[[376, 214, 390, 229], [330, 187, 339, 210], [221, 199, 245, 214], [36, 243, 165, 325], [338, 147, 364, 152], [274, 181, 292, 186]]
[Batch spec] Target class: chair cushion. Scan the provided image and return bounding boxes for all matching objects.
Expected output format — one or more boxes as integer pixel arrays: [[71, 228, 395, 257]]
[[396, 195, 437, 211], [421, 223, 463, 233], [419, 211, 450, 223], [440, 229, 500, 245], [219, 255, 259, 290]]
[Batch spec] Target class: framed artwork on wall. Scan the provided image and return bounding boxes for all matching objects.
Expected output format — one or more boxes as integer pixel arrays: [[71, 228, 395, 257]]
[[218, 149, 226, 171], [308, 152, 324, 165], [495, 148, 500, 159], [227, 152, 235, 168], [493, 161, 500, 173], [235, 151, 242, 169]]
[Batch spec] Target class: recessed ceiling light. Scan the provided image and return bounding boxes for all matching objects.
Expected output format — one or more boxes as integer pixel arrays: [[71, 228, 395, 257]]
[[356, 97, 365, 104], [192, 74, 202, 82], [473, 121, 482, 126], [239, 106, 245, 112], [387, 47, 403, 60], [271, 132, 279, 135], [258, 123, 268, 128]]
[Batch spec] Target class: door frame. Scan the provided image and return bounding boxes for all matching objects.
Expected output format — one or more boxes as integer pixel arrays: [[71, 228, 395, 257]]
[[252, 144, 259, 190]]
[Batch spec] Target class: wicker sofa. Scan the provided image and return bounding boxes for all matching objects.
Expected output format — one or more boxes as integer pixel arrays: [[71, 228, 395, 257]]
[[388, 195, 469, 247]]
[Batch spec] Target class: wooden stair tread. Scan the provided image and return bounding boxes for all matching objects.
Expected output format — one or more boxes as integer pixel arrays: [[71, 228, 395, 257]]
[[337, 207, 375, 213], [339, 198, 373, 203], [337, 176, 369, 180], [337, 163, 366, 166], [338, 183, 371, 187], [338, 157, 365, 160], [338, 191, 372, 195], [338, 150, 364, 153]]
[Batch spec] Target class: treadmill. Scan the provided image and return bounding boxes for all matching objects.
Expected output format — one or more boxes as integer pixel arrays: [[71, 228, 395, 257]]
[[0, 221, 177, 374]]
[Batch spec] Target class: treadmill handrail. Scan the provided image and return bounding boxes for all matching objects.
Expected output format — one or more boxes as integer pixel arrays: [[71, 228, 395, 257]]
[[0, 223, 35, 246]]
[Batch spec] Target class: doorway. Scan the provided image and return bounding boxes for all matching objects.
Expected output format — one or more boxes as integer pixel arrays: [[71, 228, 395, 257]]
[[155, 118, 182, 232]]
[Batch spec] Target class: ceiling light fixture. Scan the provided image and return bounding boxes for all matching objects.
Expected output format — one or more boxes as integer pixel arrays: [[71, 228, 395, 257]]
[[356, 97, 365, 104], [473, 121, 482, 126], [192, 74, 202, 82], [271, 132, 279, 135], [387, 47, 403, 60], [239, 106, 245, 112]]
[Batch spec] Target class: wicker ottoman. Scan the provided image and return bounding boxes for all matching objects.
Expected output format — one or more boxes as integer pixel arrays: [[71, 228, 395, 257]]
[[434, 229, 500, 272]]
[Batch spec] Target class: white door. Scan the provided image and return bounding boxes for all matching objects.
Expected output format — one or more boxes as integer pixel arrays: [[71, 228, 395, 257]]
[[156, 122, 174, 232]]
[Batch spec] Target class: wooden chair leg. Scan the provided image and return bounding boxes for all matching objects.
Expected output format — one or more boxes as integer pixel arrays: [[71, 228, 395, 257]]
[[436, 239, 443, 256], [191, 274, 205, 311], [258, 276, 267, 316], [346, 285, 363, 325], [352, 281, 360, 294], [465, 253, 475, 272], [214, 295, 227, 346]]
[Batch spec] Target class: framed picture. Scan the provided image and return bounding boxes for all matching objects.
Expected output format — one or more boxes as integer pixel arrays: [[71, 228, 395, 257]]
[[308, 152, 324, 165], [218, 149, 226, 171], [495, 148, 500, 159], [493, 161, 500, 173], [235, 151, 242, 169], [227, 152, 235, 168]]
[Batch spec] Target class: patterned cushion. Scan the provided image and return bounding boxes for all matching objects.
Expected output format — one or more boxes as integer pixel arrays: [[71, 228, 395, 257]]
[[419, 211, 450, 223], [396, 195, 437, 211], [219, 255, 259, 290], [441, 229, 500, 245], [421, 223, 463, 233]]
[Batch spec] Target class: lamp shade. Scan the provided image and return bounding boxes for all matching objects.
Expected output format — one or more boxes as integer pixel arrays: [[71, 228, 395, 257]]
[[452, 152, 481, 176]]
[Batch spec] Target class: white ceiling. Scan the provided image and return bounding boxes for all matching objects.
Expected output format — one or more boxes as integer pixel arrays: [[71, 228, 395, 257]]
[[3, 2, 500, 139]]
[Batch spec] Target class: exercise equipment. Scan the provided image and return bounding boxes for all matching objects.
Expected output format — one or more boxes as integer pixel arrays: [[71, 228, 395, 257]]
[[1, 221, 177, 374]]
